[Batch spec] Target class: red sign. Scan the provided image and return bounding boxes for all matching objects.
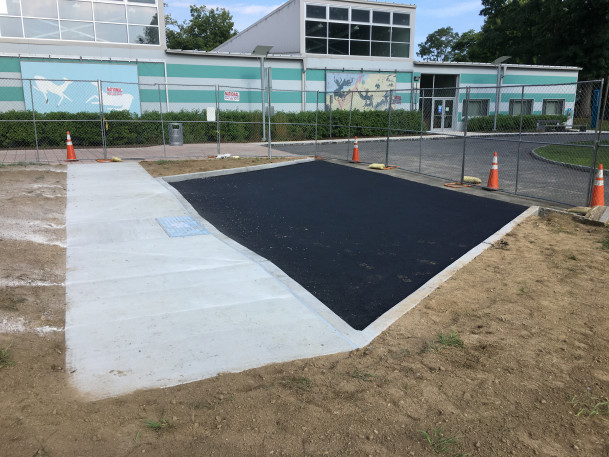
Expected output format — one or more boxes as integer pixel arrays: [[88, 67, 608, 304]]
[[106, 87, 123, 96], [224, 91, 240, 101]]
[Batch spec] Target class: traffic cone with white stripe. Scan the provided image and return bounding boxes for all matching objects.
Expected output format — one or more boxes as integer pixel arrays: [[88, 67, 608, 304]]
[[351, 136, 360, 163], [590, 164, 604, 207], [483, 151, 499, 191], [66, 131, 78, 162]]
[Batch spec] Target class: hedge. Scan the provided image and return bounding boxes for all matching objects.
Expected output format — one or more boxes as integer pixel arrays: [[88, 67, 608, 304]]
[[0, 108, 425, 148], [467, 114, 569, 132]]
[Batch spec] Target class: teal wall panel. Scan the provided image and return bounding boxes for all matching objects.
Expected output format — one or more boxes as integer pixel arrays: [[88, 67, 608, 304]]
[[0, 86, 24, 101], [138, 62, 165, 77], [306, 69, 325, 81], [0, 57, 21, 73]]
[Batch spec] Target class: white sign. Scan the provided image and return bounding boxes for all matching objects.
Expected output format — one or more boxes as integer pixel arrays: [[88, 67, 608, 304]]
[[224, 91, 239, 101]]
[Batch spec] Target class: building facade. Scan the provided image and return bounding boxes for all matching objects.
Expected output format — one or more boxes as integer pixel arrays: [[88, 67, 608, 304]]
[[0, 0, 581, 130]]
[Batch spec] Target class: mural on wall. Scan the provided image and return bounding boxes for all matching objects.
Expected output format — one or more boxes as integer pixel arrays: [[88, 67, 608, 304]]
[[325, 72, 396, 111], [20, 61, 141, 114]]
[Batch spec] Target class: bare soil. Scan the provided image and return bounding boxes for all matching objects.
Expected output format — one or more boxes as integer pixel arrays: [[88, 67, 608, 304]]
[[1, 160, 609, 457], [140, 157, 299, 178]]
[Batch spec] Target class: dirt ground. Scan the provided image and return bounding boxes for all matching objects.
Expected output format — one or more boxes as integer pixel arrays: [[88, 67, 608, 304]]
[[1, 159, 608, 457], [140, 157, 299, 178]]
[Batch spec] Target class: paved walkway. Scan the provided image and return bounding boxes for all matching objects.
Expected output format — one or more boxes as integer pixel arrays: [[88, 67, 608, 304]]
[[65, 161, 356, 400]]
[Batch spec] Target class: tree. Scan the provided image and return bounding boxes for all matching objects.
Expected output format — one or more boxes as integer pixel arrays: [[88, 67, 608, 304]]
[[165, 5, 237, 51], [417, 27, 459, 61], [474, 0, 609, 80], [452, 29, 482, 62]]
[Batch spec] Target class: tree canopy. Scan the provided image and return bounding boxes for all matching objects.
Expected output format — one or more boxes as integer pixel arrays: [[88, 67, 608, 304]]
[[165, 5, 237, 51], [418, 0, 609, 79]]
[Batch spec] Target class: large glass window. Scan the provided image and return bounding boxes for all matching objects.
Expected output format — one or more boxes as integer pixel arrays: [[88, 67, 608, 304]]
[[0, 0, 158, 44], [127, 5, 157, 25], [94, 3, 126, 23], [22, 0, 57, 18], [59, 0, 93, 21], [0, 0, 21, 15], [373, 11, 390, 24], [351, 9, 369, 22], [306, 20, 326, 37], [466, 99, 490, 117], [95, 22, 127, 42], [304, 3, 411, 58], [328, 39, 348, 55], [129, 24, 158, 44], [543, 99, 565, 115], [350, 40, 369, 56], [306, 37, 326, 53], [24, 18, 60, 39], [306, 4, 326, 19], [61, 20, 94, 41], [509, 99, 533, 116], [0, 16, 22, 37], [329, 22, 348, 39], [329, 7, 347, 21]]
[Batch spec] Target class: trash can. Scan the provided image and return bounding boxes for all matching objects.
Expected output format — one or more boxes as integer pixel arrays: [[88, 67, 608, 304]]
[[168, 123, 183, 146]]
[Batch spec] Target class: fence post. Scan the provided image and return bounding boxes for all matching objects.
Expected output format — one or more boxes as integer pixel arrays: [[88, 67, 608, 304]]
[[98, 80, 107, 160], [460, 87, 470, 183], [587, 78, 608, 205], [385, 89, 393, 165], [329, 95, 332, 138], [28, 80, 39, 162], [315, 90, 319, 159], [267, 73, 272, 159], [347, 91, 354, 159], [157, 84, 166, 158], [419, 90, 425, 173], [514, 85, 525, 193], [216, 84, 221, 156]]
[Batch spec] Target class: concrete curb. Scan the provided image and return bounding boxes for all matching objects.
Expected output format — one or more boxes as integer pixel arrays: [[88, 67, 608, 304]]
[[162, 157, 315, 183], [529, 147, 595, 173]]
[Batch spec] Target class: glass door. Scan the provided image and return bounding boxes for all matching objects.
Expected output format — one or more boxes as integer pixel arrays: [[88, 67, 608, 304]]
[[432, 99, 454, 130]]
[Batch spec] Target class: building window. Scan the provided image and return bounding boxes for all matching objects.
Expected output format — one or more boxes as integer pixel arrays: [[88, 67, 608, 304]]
[[509, 99, 533, 116], [304, 3, 411, 57], [543, 99, 565, 115], [306, 4, 326, 19], [0, 0, 158, 44], [466, 99, 490, 117]]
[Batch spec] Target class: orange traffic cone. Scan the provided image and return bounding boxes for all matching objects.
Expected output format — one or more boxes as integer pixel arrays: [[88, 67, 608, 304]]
[[590, 164, 604, 207], [351, 136, 360, 163], [66, 131, 78, 162], [483, 151, 499, 191]]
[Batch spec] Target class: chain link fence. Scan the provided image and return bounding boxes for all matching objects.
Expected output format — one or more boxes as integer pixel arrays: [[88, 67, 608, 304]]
[[0, 77, 606, 206]]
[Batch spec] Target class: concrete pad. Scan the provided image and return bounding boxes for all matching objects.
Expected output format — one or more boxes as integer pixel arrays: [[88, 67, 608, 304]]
[[65, 162, 355, 400]]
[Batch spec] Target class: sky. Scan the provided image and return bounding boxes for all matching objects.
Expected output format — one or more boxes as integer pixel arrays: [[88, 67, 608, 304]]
[[163, 0, 485, 54]]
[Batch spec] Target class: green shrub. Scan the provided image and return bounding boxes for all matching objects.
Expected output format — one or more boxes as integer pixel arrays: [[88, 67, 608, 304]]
[[467, 114, 568, 132], [0, 108, 425, 148]]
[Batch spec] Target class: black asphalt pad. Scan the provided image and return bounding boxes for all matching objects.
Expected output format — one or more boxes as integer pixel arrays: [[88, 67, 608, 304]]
[[171, 161, 526, 330]]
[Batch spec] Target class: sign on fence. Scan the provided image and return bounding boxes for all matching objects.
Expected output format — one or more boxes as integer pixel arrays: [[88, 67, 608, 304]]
[[224, 91, 240, 102]]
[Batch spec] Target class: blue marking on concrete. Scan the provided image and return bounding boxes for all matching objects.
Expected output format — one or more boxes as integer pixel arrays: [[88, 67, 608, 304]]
[[157, 216, 209, 237]]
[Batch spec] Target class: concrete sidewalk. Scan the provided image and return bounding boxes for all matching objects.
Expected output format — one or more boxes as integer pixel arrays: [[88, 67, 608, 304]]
[[65, 162, 356, 400]]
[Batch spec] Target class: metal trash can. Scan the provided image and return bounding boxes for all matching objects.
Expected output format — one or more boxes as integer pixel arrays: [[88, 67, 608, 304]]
[[168, 123, 183, 146]]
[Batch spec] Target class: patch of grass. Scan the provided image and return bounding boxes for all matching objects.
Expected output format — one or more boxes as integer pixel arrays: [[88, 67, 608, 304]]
[[567, 254, 578, 261], [349, 370, 377, 382], [282, 376, 313, 391], [602, 234, 609, 250], [535, 140, 609, 167], [425, 329, 464, 352], [420, 428, 468, 455], [0, 347, 14, 369], [144, 418, 170, 432], [154, 160, 171, 165], [32, 448, 51, 457], [570, 393, 609, 418]]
